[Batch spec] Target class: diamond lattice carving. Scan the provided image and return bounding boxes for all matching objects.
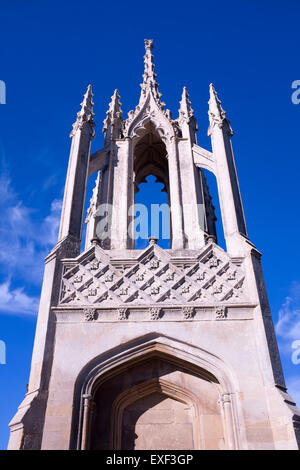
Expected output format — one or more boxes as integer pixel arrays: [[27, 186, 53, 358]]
[[59, 245, 247, 307]]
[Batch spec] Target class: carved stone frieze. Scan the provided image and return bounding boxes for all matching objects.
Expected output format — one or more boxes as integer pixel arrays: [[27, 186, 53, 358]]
[[59, 245, 248, 308]]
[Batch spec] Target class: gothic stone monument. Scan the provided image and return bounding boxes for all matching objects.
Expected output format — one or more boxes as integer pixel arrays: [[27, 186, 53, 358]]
[[8, 40, 300, 450]]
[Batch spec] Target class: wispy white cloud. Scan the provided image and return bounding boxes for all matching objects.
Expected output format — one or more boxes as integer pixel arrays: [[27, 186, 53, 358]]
[[0, 280, 39, 315], [42, 174, 58, 191], [275, 282, 300, 341], [0, 170, 62, 292], [0, 173, 16, 204], [41, 199, 62, 246], [275, 282, 300, 406], [286, 375, 300, 407]]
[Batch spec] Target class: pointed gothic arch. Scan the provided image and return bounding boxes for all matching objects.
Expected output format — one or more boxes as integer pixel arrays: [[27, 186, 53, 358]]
[[132, 121, 171, 248], [126, 89, 177, 144], [72, 334, 244, 450], [110, 378, 201, 450], [133, 121, 169, 191]]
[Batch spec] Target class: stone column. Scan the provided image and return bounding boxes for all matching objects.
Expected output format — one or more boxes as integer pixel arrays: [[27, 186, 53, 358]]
[[81, 394, 95, 450], [110, 138, 133, 249], [177, 139, 206, 249], [58, 86, 95, 245], [208, 84, 247, 256], [177, 87, 206, 249], [219, 393, 236, 450], [167, 138, 185, 249]]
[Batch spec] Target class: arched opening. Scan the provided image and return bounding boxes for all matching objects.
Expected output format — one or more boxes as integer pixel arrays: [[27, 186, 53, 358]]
[[87, 355, 226, 450], [133, 122, 171, 249], [115, 380, 197, 450], [202, 169, 226, 251], [135, 176, 170, 249], [81, 173, 99, 252], [73, 335, 241, 450]]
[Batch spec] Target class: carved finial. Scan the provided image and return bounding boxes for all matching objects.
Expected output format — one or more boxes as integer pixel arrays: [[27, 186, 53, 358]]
[[139, 39, 163, 106], [179, 86, 194, 122], [123, 40, 175, 137], [209, 83, 225, 119], [103, 89, 123, 142], [70, 85, 95, 138], [148, 236, 158, 246], [208, 83, 233, 135], [103, 89, 122, 130], [143, 40, 156, 83]]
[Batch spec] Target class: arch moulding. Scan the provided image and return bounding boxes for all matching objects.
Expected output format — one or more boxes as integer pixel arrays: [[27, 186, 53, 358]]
[[110, 378, 201, 450], [75, 334, 247, 450]]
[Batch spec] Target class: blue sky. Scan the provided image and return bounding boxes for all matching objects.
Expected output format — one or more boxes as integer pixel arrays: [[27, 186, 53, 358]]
[[0, 0, 300, 449]]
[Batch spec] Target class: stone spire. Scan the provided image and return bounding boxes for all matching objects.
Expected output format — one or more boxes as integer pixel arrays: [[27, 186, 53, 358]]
[[123, 39, 172, 137], [103, 89, 123, 143], [208, 83, 232, 136], [178, 86, 194, 122], [177, 86, 197, 141], [139, 39, 164, 108], [70, 84, 95, 138]]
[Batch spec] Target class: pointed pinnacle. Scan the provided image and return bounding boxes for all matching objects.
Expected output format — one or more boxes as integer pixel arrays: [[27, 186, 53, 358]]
[[103, 88, 123, 133], [179, 86, 194, 120], [208, 83, 233, 136], [109, 89, 122, 116], [78, 84, 94, 118], [70, 85, 95, 137], [139, 39, 162, 105], [143, 39, 156, 82], [208, 83, 226, 119]]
